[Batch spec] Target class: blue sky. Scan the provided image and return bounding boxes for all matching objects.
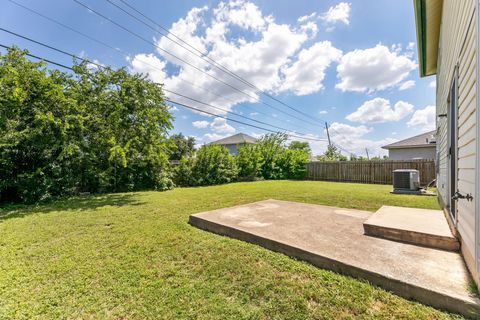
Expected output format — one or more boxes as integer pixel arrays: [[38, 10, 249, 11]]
[[0, 0, 436, 156]]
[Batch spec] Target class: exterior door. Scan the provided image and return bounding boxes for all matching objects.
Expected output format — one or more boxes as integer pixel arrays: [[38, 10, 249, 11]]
[[447, 68, 458, 221]]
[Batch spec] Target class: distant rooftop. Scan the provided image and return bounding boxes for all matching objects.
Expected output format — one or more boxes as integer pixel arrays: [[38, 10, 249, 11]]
[[382, 130, 436, 149], [210, 133, 258, 145]]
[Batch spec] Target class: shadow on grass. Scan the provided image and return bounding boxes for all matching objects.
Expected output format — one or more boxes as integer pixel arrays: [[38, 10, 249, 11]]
[[0, 193, 144, 221]]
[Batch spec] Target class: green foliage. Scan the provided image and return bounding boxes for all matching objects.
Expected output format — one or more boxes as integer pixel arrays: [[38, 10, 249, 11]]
[[173, 156, 194, 187], [288, 141, 311, 154], [257, 133, 288, 179], [0, 48, 173, 203], [176, 144, 237, 186], [236, 144, 263, 180], [277, 149, 310, 179], [316, 144, 348, 161], [235, 133, 309, 180], [168, 133, 195, 160]]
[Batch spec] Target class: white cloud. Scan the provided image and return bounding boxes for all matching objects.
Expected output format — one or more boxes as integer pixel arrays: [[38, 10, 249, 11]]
[[210, 117, 236, 133], [280, 41, 342, 95], [321, 2, 351, 26], [429, 80, 436, 88], [250, 112, 259, 116], [298, 12, 317, 23], [192, 120, 210, 128], [130, 53, 167, 84], [130, 1, 337, 116], [203, 133, 230, 143], [346, 98, 414, 124], [328, 122, 396, 157], [407, 105, 436, 131], [336, 44, 417, 92], [330, 122, 371, 137], [398, 80, 415, 91], [214, 0, 267, 31], [319, 110, 328, 114]]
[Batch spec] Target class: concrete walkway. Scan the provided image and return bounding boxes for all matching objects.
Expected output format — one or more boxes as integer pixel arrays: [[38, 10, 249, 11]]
[[189, 199, 479, 318]]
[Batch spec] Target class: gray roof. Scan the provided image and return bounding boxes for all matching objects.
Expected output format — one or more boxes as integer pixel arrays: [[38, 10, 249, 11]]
[[210, 133, 258, 145], [382, 130, 436, 149]]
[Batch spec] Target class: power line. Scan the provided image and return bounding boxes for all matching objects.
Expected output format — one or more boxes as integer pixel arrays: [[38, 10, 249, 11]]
[[3, 0, 355, 152], [110, 0, 327, 122], [6, 0, 324, 133], [0, 27, 321, 137], [0, 27, 105, 69], [0, 43, 73, 70], [165, 99, 328, 142], [164, 89, 326, 138], [70, 0, 322, 128], [91, 0, 357, 153], [0, 42, 328, 143]]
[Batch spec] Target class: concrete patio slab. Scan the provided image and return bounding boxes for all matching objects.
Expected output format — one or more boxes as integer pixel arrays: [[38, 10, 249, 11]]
[[363, 205, 459, 251], [189, 199, 479, 318]]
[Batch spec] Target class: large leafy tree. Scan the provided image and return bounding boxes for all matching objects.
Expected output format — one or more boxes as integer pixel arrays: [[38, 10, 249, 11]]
[[168, 133, 195, 160], [0, 48, 173, 203]]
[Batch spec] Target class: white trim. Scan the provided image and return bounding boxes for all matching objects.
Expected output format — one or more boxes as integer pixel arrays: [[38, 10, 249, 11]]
[[475, 0, 480, 277]]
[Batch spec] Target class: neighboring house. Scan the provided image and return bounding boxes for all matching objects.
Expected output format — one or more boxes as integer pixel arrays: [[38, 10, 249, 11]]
[[414, 0, 479, 286], [382, 131, 436, 160], [210, 133, 258, 155]]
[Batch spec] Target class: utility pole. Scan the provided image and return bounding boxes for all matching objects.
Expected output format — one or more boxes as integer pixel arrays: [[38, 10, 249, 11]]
[[325, 122, 332, 147], [365, 148, 370, 160]]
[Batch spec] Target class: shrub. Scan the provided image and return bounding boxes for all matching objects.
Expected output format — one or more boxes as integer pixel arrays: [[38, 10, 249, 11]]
[[257, 133, 288, 179], [277, 149, 309, 179], [236, 144, 263, 180], [173, 157, 194, 187], [191, 145, 237, 186]]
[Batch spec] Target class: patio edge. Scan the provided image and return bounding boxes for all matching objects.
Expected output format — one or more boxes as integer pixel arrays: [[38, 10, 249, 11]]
[[189, 214, 480, 319]]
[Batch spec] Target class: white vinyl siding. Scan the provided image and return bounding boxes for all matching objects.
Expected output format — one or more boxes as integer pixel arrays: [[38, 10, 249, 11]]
[[387, 147, 436, 160], [436, 0, 476, 265]]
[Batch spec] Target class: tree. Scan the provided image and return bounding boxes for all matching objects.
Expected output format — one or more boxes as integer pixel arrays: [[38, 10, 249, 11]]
[[316, 145, 347, 161], [288, 141, 311, 154], [190, 145, 237, 186], [168, 133, 195, 160], [0, 47, 173, 203], [236, 144, 263, 180], [257, 133, 288, 179]]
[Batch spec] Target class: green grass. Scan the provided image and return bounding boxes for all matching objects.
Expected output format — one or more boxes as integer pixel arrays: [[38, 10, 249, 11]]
[[0, 180, 461, 319]]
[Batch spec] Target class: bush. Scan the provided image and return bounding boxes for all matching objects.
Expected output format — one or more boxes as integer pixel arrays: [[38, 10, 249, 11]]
[[236, 133, 310, 181], [173, 157, 194, 187], [276, 149, 309, 179], [257, 133, 288, 179], [236, 144, 263, 180], [191, 145, 237, 186]]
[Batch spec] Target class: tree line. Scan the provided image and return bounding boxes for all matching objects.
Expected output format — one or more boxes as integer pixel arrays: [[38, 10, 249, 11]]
[[0, 48, 310, 203]]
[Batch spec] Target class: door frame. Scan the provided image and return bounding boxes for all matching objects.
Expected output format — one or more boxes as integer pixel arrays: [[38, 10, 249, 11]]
[[447, 66, 459, 223]]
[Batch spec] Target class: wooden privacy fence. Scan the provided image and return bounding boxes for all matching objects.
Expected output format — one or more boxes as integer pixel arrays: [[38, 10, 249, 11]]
[[306, 159, 436, 186]]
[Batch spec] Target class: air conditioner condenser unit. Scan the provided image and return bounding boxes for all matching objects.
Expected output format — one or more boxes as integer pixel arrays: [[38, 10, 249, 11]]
[[393, 169, 420, 191]]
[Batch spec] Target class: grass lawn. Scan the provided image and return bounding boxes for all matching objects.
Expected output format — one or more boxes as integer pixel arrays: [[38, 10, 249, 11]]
[[0, 180, 461, 319]]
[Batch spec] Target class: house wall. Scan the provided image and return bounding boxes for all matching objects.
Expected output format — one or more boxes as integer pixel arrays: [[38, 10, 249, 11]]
[[436, 0, 477, 283], [387, 147, 436, 160], [224, 144, 238, 155]]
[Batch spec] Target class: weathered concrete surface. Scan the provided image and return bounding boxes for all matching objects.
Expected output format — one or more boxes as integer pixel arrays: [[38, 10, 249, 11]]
[[364, 205, 460, 251], [189, 199, 479, 318]]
